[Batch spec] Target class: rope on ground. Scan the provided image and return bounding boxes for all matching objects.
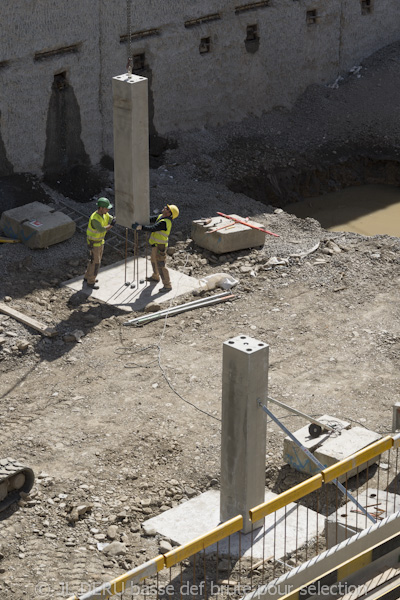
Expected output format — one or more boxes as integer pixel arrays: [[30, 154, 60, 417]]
[[117, 250, 222, 423]]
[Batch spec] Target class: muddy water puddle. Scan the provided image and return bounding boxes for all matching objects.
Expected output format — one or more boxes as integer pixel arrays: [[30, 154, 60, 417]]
[[286, 184, 400, 236]]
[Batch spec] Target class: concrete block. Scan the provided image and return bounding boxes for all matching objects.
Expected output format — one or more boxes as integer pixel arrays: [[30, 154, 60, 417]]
[[314, 426, 381, 479], [113, 73, 150, 229], [325, 489, 400, 548], [283, 416, 351, 476], [283, 417, 381, 480], [191, 215, 266, 254], [0, 201, 75, 249]]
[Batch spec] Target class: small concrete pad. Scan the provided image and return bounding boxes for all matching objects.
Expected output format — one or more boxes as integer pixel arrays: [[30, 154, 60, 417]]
[[0, 201, 75, 248], [283, 416, 381, 480], [62, 256, 199, 312], [143, 489, 324, 560], [325, 488, 400, 547], [191, 215, 266, 255]]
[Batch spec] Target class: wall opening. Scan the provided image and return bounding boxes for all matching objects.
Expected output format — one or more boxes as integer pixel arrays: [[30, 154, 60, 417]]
[[132, 53, 146, 71], [306, 10, 318, 25], [199, 37, 211, 54], [245, 24, 260, 53], [361, 0, 373, 15]]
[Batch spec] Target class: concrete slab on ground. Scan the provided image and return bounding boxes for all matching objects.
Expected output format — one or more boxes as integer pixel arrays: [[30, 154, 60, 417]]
[[143, 489, 324, 560], [191, 215, 266, 254], [62, 256, 199, 312], [283, 415, 381, 480], [0, 201, 76, 248], [325, 489, 400, 547]]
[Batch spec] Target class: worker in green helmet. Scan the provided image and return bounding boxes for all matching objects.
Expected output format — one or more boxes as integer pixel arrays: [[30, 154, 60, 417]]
[[132, 204, 179, 293], [84, 198, 116, 289]]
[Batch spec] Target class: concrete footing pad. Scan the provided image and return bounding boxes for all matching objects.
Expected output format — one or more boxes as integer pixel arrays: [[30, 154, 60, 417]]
[[143, 489, 324, 560], [0, 201, 75, 248], [325, 488, 400, 547], [62, 257, 199, 312]]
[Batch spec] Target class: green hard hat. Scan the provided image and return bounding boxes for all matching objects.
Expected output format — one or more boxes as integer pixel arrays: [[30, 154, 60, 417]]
[[97, 197, 113, 209]]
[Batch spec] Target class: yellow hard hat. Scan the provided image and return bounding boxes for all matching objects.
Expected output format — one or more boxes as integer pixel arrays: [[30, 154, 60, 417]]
[[167, 204, 179, 219]]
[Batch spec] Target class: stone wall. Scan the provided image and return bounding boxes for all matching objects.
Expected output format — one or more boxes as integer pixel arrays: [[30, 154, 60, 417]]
[[0, 0, 399, 175]]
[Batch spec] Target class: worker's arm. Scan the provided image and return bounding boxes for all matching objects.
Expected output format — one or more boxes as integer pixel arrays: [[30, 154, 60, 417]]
[[90, 218, 109, 233], [141, 220, 168, 232]]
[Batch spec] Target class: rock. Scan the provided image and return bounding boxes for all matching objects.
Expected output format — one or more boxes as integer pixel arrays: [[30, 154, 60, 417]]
[[17, 340, 29, 351], [107, 525, 119, 540], [159, 540, 172, 554], [141, 522, 157, 536], [184, 486, 196, 498], [4, 297, 12, 303], [102, 541, 127, 557], [68, 503, 93, 523]]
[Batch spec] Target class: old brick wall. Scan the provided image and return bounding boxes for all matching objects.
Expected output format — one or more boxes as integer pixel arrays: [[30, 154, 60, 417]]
[[0, 0, 399, 174]]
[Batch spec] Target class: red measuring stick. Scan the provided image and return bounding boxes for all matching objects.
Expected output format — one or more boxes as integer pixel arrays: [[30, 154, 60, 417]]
[[216, 212, 279, 237]]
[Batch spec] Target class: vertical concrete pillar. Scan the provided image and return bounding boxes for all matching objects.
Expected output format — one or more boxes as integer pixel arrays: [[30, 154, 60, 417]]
[[220, 335, 269, 533], [112, 73, 150, 228], [392, 403, 400, 432]]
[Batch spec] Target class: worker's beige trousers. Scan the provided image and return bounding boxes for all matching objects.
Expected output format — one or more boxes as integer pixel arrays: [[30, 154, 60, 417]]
[[150, 245, 171, 288], [84, 242, 103, 284]]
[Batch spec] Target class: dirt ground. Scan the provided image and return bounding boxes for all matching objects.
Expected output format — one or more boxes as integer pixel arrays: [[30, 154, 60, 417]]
[[1, 42, 400, 600]]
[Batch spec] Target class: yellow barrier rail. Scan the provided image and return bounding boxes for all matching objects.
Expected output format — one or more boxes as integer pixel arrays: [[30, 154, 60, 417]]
[[322, 436, 393, 483], [66, 434, 400, 600], [164, 515, 243, 568]]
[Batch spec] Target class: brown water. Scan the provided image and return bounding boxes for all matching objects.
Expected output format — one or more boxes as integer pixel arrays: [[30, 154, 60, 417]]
[[285, 184, 400, 236]]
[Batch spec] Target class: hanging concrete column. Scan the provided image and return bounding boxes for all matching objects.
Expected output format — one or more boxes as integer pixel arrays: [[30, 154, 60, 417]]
[[220, 335, 269, 533], [112, 73, 150, 228]]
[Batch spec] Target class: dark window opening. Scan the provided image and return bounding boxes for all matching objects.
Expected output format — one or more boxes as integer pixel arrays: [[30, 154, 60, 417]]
[[132, 53, 145, 71], [361, 0, 373, 14], [246, 24, 259, 41], [306, 9, 318, 25], [199, 37, 211, 54], [54, 72, 68, 91]]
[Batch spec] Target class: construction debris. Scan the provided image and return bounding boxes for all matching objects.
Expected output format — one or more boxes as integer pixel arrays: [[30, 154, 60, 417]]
[[124, 292, 235, 326]]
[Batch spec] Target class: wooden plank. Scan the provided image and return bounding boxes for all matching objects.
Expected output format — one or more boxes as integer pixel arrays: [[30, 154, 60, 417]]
[[0, 303, 57, 337]]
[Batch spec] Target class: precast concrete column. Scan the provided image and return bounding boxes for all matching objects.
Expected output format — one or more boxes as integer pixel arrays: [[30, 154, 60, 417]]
[[112, 73, 150, 228], [220, 335, 269, 533]]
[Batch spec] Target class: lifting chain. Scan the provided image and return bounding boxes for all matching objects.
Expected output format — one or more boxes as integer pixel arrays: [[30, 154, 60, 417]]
[[126, 0, 133, 73]]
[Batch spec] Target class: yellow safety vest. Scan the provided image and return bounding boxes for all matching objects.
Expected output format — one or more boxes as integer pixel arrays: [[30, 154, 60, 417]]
[[149, 216, 172, 247], [86, 211, 112, 247]]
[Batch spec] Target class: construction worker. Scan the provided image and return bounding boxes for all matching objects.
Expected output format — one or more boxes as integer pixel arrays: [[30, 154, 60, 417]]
[[84, 197, 115, 289], [132, 204, 179, 293]]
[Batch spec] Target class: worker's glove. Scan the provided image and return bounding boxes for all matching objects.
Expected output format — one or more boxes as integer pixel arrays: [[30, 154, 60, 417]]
[[111, 217, 117, 226], [132, 223, 142, 231]]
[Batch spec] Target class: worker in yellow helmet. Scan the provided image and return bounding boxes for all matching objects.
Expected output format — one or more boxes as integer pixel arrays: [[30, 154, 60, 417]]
[[84, 198, 115, 289], [132, 204, 179, 293]]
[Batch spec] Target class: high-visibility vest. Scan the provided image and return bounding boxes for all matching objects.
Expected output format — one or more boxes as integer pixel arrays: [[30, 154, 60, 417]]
[[86, 211, 112, 246], [149, 216, 172, 247]]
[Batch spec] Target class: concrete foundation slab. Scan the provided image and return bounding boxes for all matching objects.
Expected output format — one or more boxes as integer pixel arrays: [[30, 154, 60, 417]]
[[143, 489, 324, 560], [283, 416, 381, 480], [0, 201, 75, 248], [62, 257, 199, 312], [191, 215, 266, 255], [325, 489, 400, 548]]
